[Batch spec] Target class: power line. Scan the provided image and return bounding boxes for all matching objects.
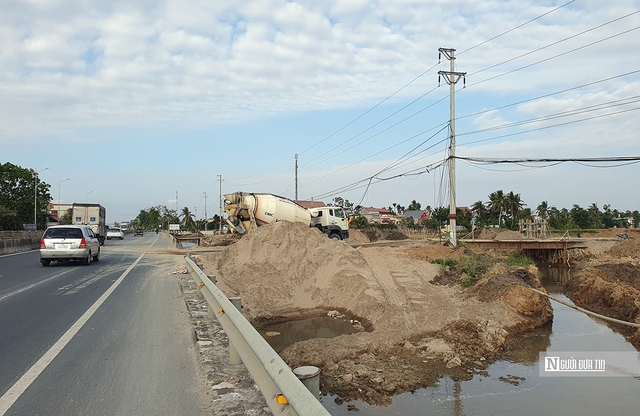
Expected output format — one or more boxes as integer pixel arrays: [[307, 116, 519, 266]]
[[458, 0, 577, 56], [468, 10, 640, 77]]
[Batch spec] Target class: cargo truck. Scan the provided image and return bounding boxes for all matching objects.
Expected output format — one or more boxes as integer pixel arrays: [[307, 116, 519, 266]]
[[224, 192, 349, 240], [72, 203, 107, 245]]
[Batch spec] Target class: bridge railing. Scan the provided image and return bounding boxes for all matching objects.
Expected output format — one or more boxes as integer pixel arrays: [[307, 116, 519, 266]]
[[184, 254, 331, 416]]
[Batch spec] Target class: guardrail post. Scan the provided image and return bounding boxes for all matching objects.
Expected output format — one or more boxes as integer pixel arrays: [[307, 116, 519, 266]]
[[293, 366, 321, 400], [228, 297, 242, 365]]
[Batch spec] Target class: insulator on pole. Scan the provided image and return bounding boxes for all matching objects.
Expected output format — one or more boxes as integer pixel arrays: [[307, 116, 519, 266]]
[[438, 52, 441, 63], [463, 77, 466, 88], [438, 75, 441, 86]]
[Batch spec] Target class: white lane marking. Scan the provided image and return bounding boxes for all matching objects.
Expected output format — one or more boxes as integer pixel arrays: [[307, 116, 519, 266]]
[[0, 253, 145, 415], [0, 251, 35, 258], [0, 269, 76, 303]]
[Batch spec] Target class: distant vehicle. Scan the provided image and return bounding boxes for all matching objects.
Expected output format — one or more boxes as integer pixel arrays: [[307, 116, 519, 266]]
[[134, 228, 144, 236], [40, 225, 100, 266], [106, 228, 125, 240], [72, 203, 106, 245]]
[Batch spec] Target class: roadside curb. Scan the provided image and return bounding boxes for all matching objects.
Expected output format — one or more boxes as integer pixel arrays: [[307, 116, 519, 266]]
[[177, 273, 271, 415]]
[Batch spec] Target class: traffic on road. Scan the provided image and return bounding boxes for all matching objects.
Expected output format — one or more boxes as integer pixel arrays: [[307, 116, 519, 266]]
[[0, 232, 210, 415]]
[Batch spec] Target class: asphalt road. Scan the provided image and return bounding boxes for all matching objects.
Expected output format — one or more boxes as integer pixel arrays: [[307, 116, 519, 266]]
[[0, 232, 211, 415]]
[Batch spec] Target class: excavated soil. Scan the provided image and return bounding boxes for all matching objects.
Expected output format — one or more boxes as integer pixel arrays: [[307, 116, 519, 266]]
[[565, 229, 640, 348], [196, 222, 553, 404]]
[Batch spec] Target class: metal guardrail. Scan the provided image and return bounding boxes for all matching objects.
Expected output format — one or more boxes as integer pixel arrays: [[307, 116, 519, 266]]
[[184, 255, 331, 416]]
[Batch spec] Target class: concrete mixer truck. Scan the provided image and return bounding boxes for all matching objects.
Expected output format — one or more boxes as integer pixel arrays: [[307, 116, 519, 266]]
[[223, 192, 349, 240]]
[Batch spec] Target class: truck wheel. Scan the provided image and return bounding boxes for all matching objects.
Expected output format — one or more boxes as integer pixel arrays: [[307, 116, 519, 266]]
[[330, 234, 342, 240]]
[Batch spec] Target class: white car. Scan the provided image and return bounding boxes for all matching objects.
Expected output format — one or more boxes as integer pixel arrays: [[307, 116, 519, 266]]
[[106, 227, 125, 240], [40, 225, 100, 266]]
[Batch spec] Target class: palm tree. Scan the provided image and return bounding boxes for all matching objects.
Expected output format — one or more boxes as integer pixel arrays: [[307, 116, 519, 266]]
[[471, 200, 489, 226], [180, 207, 196, 231], [588, 203, 602, 229], [505, 191, 525, 229], [488, 190, 507, 227], [536, 201, 549, 220]]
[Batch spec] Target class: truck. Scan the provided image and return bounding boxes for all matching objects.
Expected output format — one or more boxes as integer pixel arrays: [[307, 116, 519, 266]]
[[72, 203, 107, 245], [223, 192, 349, 240]]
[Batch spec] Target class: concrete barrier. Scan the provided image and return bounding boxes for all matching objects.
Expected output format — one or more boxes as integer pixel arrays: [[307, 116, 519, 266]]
[[0, 231, 43, 255]]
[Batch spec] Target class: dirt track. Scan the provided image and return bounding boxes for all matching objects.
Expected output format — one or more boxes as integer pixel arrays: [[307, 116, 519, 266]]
[[195, 222, 561, 404]]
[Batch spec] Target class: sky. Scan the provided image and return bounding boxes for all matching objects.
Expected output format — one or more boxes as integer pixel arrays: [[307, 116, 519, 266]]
[[2, 0, 640, 223]]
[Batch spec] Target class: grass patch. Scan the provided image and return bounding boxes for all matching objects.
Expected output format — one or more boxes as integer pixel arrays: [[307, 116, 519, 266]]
[[506, 255, 535, 267], [458, 255, 494, 287], [431, 258, 458, 272]]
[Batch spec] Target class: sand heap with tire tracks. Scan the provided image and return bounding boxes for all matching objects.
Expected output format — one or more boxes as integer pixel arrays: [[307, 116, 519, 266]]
[[197, 221, 553, 404]]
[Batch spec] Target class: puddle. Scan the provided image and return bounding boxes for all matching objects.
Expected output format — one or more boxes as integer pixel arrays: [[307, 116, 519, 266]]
[[322, 266, 640, 415], [256, 314, 361, 353]]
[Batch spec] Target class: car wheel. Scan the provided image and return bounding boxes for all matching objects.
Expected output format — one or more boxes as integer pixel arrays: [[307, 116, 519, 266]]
[[93, 249, 100, 262], [41, 259, 50, 266], [83, 251, 91, 265]]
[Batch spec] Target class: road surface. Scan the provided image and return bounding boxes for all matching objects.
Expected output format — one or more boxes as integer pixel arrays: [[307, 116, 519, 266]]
[[0, 232, 211, 415]]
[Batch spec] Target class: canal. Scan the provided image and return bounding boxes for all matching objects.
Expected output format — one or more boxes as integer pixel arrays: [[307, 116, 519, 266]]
[[321, 268, 640, 415]]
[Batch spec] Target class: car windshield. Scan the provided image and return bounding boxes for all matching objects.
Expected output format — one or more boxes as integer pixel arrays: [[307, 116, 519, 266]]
[[44, 228, 83, 239]]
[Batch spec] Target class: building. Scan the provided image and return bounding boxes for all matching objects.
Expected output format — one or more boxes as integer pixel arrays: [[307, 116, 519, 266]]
[[294, 200, 326, 209], [402, 209, 431, 224], [48, 202, 74, 224], [358, 207, 395, 224]]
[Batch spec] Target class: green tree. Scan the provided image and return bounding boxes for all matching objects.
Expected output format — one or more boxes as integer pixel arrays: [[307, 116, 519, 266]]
[[488, 190, 507, 227], [407, 200, 421, 211], [587, 203, 602, 229], [0, 162, 52, 230], [569, 204, 590, 229], [505, 191, 525, 230], [180, 207, 196, 232], [349, 216, 369, 229], [536, 201, 549, 220], [60, 208, 73, 225], [431, 206, 450, 227], [471, 200, 490, 227]]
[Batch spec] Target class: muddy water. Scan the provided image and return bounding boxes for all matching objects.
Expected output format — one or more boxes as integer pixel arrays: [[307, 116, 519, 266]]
[[257, 315, 358, 353], [322, 268, 640, 415]]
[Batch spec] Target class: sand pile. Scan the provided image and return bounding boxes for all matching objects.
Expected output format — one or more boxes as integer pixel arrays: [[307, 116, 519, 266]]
[[197, 221, 554, 403], [604, 231, 640, 259]]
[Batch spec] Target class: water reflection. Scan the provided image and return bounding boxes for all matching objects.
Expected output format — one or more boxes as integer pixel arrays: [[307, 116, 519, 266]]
[[257, 316, 358, 352], [322, 267, 640, 415]]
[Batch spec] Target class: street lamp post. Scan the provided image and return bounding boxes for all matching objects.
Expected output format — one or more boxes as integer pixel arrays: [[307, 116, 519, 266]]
[[85, 190, 94, 202], [34, 167, 49, 229], [57, 178, 70, 223]]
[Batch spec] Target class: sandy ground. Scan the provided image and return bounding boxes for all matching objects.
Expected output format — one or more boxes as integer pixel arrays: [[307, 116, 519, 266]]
[[194, 222, 557, 404]]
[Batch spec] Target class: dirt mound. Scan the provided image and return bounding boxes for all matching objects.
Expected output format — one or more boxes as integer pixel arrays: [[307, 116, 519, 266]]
[[467, 227, 524, 240], [593, 228, 640, 238], [565, 265, 640, 348], [357, 228, 408, 242], [196, 221, 554, 404], [605, 234, 640, 259], [468, 227, 501, 240], [347, 229, 370, 243], [494, 230, 524, 240]]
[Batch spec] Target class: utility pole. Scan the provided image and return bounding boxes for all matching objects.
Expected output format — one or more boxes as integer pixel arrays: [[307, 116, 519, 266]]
[[203, 192, 208, 231], [217, 175, 223, 233], [295, 154, 298, 200], [438, 47, 466, 247]]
